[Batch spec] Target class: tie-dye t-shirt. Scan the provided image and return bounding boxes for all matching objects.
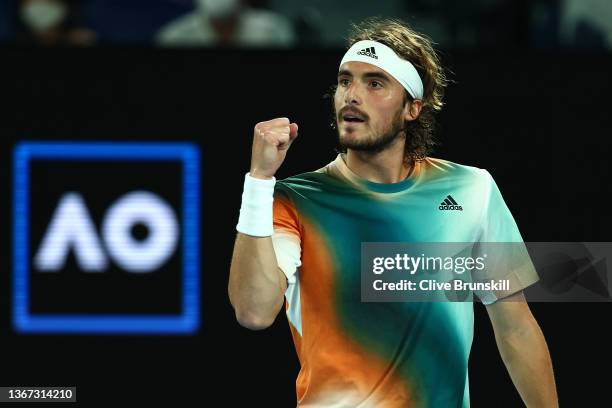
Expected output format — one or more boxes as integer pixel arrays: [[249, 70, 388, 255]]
[[272, 153, 539, 407]]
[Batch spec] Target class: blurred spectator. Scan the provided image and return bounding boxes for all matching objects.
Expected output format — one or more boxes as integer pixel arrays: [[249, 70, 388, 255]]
[[561, 0, 612, 50], [15, 0, 96, 46], [156, 0, 295, 47]]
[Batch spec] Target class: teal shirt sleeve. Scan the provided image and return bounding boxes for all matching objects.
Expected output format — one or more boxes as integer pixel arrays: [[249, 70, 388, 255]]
[[473, 169, 539, 304]]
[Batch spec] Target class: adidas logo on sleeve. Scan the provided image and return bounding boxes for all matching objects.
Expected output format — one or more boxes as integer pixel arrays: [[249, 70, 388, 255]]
[[357, 47, 378, 59], [439, 195, 463, 211]]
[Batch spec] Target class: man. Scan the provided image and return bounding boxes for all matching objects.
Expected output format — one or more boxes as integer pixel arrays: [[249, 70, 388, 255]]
[[229, 17, 558, 407], [16, 0, 97, 46], [156, 0, 294, 48]]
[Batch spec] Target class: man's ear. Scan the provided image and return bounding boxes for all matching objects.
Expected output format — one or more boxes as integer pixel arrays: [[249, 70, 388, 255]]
[[404, 99, 423, 122]]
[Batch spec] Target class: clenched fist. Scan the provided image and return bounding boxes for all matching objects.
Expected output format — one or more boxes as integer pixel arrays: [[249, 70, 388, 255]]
[[250, 117, 299, 180]]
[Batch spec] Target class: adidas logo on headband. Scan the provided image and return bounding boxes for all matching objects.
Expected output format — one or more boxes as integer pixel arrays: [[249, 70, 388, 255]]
[[357, 47, 378, 59]]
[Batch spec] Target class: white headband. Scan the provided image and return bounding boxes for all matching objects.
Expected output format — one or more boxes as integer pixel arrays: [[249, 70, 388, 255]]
[[339, 40, 424, 100]]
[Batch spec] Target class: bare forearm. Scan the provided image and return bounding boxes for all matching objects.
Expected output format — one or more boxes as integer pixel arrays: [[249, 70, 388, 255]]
[[228, 232, 286, 329], [495, 321, 558, 407], [230, 118, 298, 328]]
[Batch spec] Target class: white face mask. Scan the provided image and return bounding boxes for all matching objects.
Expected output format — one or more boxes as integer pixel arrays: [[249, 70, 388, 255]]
[[196, 0, 240, 19], [21, 0, 67, 33]]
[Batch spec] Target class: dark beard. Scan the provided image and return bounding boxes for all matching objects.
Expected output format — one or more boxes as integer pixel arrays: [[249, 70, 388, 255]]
[[337, 110, 405, 154]]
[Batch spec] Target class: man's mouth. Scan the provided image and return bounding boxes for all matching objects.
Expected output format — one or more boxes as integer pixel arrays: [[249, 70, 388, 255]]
[[341, 109, 366, 123], [343, 116, 365, 123]]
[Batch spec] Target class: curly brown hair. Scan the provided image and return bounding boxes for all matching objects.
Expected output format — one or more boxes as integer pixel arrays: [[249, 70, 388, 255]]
[[332, 17, 448, 163]]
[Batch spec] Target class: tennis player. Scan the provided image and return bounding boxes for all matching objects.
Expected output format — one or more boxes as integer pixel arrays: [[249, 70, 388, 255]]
[[229, 17, 558, 407]]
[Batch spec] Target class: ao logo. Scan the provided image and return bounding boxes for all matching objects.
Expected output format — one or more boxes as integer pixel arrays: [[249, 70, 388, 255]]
[[35, 191, 178, 273]]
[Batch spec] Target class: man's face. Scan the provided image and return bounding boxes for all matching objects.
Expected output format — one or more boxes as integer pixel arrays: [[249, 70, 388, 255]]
[[334, 61, 409, 153]]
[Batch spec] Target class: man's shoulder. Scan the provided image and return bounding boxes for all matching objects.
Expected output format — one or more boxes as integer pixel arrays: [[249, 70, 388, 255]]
[[276, 167, 331, 190], [275, 161, 340, 196], [422, 156, 491, 183]]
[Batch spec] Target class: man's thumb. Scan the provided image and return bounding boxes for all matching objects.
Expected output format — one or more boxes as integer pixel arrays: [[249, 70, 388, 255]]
[[289, 123, 299, 140]]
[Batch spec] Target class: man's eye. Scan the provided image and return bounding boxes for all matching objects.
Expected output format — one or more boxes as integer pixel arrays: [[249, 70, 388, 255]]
[[370, 81, 382, 88], [339, 78, 350, 86]]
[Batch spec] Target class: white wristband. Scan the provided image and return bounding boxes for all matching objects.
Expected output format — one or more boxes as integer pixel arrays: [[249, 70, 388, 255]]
[[236, 172, 276, 237]]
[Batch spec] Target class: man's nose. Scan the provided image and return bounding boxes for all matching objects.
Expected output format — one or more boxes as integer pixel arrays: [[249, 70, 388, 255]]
[[345, 82, 362, 105]]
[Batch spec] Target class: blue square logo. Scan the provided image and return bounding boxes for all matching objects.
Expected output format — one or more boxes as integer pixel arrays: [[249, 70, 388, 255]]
[[13, 142, 200, 334]]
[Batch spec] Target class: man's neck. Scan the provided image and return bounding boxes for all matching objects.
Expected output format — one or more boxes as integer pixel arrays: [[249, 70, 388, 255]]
[[345, 141, 412, 184]]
